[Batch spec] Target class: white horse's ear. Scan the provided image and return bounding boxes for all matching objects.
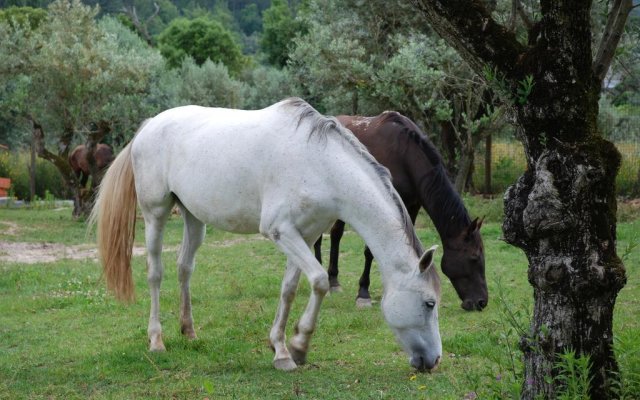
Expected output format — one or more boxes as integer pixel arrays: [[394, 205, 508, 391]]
[[419, 245, 438, 273]]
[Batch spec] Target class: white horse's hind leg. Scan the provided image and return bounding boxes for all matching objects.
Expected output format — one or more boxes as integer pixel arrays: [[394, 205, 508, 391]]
[[143, 206, 172, 352], [268, 225, 330, 369], [177, 206, 205, 340], [270, 262, 301, 371]]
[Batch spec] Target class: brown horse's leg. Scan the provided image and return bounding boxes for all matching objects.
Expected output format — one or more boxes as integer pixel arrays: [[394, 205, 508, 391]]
[[356, 247, 373, 308], [79, 171, 89, 187], [327, 220, 345, 292], [313, 236, 322, 265]]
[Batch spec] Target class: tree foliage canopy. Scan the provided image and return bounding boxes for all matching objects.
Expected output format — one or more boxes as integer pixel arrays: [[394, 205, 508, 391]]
[[157, 16, 245, 75], [261, 0, 306, 67]]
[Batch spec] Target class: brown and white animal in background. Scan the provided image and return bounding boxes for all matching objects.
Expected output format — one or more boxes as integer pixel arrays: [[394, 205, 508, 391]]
[[68, 143, 114, 186]]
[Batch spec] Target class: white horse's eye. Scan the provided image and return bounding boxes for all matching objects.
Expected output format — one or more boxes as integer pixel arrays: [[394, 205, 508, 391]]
[[425, 301, 436, 309]]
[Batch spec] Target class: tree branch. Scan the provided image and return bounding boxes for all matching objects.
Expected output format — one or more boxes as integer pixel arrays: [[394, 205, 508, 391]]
[[517, 1, 534, 30], [121, 2, 159, 46], [410, 0, 525, 80], [146, 2, 160, 26], [508, 0, 518, 32], [593, 0, 634, 84], [31, 118, 71, 177]]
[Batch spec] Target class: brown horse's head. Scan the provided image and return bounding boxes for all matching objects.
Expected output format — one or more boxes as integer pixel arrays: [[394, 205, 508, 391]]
[[440, 217, 488, 311]]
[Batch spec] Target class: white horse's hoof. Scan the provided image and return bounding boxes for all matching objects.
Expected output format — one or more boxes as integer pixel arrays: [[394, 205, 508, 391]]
[[288, 344, 307, 366], [149, 343, 166, 352], [149, 335, 166, 351], [329, 285, 343, 293], [273, 358, 298, 371], [356, 298, 373, 308]]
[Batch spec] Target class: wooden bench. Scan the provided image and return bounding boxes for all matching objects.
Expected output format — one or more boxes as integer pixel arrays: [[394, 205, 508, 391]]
[[0, 177, 11, 197]]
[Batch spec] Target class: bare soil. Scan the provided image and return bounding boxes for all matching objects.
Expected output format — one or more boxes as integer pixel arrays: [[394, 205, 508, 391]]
[[0, 217, 262, 264], [0, 241, 148, 265]]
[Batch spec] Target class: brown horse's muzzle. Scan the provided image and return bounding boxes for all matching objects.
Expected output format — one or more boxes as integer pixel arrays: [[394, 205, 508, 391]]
[[461, 297, 488, 311]]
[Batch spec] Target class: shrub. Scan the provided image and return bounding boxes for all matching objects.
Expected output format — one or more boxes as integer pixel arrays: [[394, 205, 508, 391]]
[[242, 65, 299, 110], [157, 16, 246, 76], [0, 150, 69, 200]]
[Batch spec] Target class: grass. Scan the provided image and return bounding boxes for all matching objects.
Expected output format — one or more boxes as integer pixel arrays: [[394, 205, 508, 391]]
[[0, 200, 638, 399], [473, 140, 640, 197]]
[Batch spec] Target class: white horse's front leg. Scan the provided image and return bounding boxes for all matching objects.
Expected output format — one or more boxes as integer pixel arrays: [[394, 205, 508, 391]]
[[270, 226, 330, 369], [270, 262, 301, 371]]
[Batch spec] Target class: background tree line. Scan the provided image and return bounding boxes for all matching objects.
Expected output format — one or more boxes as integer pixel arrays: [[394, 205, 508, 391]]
[[1, 0, 638, 208]]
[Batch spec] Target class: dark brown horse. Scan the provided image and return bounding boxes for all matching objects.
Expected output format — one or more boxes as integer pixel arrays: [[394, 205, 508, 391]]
[[68, 143, 114, 186], [313, 112, 488, 311]]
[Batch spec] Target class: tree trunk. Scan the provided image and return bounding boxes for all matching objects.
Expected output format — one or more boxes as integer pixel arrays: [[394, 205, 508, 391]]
[[438, 120, 459, 177], [411, 0, 631, 398], [454, 140, 474, 194], [352, 89, 359, 115], [504, 135, 625, 399], [32, 118, 79, 215], [29, 134, 36, 202], [484, 133, 492, 194]]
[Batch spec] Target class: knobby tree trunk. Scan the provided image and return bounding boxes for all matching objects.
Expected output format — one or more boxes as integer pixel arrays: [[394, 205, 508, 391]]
[[411, 0, 632, 398], [32, 118, 75, 189]]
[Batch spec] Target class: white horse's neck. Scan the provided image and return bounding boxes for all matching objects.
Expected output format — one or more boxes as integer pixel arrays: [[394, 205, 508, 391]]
[[336, 175, 421, 291], [299, 119, 423, 292]]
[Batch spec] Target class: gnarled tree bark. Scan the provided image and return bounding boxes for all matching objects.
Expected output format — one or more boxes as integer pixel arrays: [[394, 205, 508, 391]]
[[411, 0, 632, 398]]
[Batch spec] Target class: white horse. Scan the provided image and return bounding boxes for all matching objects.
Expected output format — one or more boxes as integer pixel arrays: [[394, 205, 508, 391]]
[[90, 98, 442, 371]]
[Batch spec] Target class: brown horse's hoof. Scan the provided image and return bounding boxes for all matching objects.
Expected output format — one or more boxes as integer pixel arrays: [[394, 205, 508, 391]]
[[356, 297, 373, 308], [329, 285, 343, 293]]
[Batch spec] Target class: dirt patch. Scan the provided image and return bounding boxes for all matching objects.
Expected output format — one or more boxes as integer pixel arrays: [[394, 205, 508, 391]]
[[0, 221, 20, 236], [0, 236, 264, 265], [0, 241, 152, 265]]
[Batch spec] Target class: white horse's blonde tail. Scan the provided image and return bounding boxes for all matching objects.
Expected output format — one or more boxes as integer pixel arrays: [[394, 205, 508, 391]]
[[89, 143, 137, 302]]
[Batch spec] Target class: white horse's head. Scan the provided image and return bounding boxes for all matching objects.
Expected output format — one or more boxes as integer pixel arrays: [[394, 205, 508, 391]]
[[381, 245, 442, 371]]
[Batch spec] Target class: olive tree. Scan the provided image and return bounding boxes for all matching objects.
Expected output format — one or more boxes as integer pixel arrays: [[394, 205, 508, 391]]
[[410, 0, 634, 398], [150, 56, 248, 109], [0, 0, 165, 216]]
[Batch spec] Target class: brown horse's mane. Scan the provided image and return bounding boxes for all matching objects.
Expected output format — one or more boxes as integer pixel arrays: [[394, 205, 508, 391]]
[[377, 111, 472, 237]]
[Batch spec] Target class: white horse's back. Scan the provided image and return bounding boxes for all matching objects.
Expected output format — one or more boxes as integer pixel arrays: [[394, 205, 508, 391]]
[[132, 99, 387, 236]]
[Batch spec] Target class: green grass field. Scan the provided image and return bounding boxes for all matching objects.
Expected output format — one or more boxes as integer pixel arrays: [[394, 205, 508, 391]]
[[0, 200, 638, 399]]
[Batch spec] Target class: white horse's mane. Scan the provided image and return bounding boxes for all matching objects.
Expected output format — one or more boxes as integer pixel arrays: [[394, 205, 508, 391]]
[[282, 97, 423, 257]]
